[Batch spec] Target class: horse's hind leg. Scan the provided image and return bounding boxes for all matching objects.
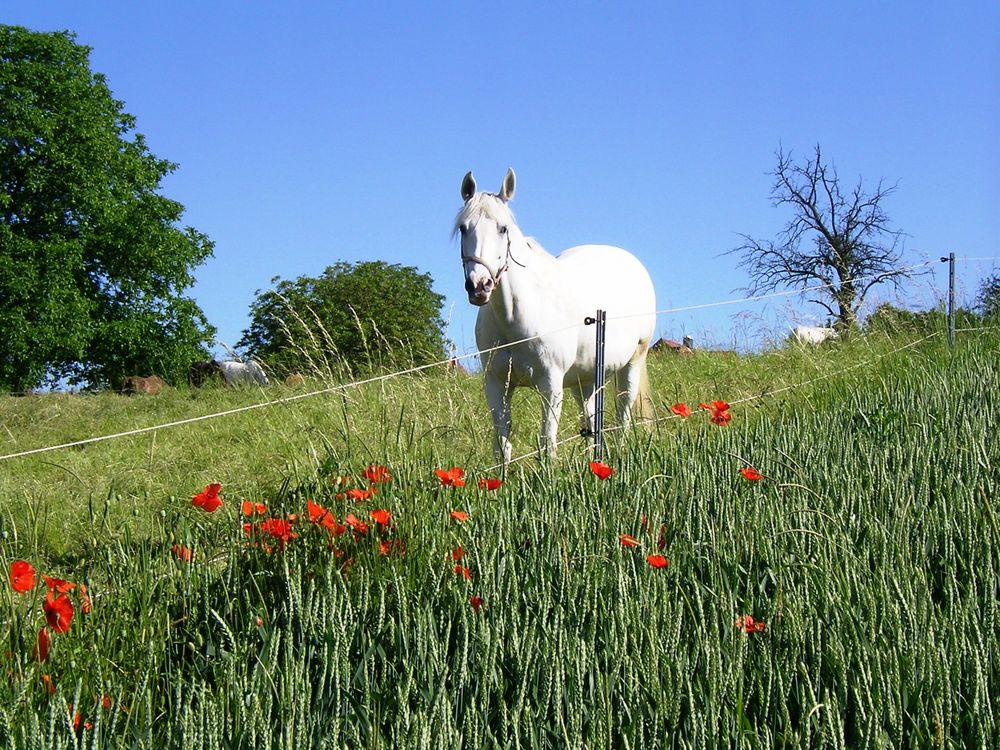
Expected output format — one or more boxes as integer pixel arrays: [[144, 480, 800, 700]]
[[485, 373, 514, 464], [615, 364, 641, 429]]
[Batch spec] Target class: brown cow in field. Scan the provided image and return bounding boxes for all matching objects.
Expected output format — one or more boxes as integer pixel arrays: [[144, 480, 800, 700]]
[[121, 375, 166, 395]]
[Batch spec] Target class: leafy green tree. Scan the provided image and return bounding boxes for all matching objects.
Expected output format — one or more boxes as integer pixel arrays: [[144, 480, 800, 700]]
[[239, 261, 448, 377], [976, 274, 1000, 320], [0, 26, 215, 391]]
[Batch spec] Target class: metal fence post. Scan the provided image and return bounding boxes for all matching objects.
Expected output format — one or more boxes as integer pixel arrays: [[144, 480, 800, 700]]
[[585, 310, 607, 461], [941, 253, 956, 348]]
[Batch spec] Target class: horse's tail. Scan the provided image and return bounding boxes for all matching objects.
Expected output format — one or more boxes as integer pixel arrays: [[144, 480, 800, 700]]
[[632, 357, 655, 424]]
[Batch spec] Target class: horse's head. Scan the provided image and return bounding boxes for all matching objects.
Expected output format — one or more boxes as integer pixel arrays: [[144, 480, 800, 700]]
[[455, 168, 517, 306]]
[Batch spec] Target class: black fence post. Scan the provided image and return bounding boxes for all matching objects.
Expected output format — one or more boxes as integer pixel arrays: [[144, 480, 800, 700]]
[[941, 253, 956, 348], [585, 310, 607, 461]]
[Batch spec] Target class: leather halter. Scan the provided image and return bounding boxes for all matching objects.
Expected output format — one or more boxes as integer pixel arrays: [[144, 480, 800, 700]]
[[460, 231, 516, 286]]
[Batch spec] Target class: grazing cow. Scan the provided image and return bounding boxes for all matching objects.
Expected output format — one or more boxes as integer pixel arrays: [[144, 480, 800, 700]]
[[650, 337, 693, 356], [189, 360, 223, 387], [284, 373, 306, 387], [121, 375, 166, 395], [790, 325, 838, 345], [219, 360, 270, 386]]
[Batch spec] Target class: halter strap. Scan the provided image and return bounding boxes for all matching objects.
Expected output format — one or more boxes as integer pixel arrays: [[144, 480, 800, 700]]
[[460, 232, 517, 285]]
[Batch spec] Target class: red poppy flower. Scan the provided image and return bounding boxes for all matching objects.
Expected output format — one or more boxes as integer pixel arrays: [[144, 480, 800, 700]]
[[619, 533, 641, 548], [454, 565, 472, 581], [470, 595, 484, 613], [10, 560, 36, 593], [370, 509, 391, 526], [42, 575, 75, 593], [364, 465, 392, 483], [699, 400, 731, 412], [710, 410, 732, 426], [589, 461, 613, 480], [740, 467, 764, 481], [43, 591, 74, 634], [171, 544, 193, 562], [192, 483, 223, 512], [646, 554, 669, 569], [101, 695, 113, 711], [738, 614, 767, 633], [259, 518, 297, 544], [33, 627, 49, 662], [41, 674, 55, 695], [450, 510, 469, 522], [307, 499, 333, 524], [670, 403, 694, 418], [346, 486, 377, 502], [435, 467, 466, 487], [79, 583, 91, 614], [345, 513, 369, 535], [379, 540, 393, 556], [71, 709, 91, 734], [450, 546, 465, 562], [477, 477, 503, 491], [241, 500, 268, 516]]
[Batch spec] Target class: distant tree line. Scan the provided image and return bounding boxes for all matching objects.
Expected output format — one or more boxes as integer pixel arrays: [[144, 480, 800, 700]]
[[1, 27, 995, 391], [238, 261, 448, 379], [0, 26, 448, 392], [0, 25, 215, 391]]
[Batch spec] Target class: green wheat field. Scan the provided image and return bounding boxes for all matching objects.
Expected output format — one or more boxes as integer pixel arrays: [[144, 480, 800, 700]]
[[1, 329, 997, 749]]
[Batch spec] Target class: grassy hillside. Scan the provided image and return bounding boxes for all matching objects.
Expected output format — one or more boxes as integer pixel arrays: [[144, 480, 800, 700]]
[[0, 330, 997, 747]]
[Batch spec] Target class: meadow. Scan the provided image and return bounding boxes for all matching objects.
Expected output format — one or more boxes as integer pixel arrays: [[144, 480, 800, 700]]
[[0, 330, 997, 748]]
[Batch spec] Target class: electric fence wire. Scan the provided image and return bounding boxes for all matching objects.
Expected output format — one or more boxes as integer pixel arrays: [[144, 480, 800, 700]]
[[0, 257, 986, 462]]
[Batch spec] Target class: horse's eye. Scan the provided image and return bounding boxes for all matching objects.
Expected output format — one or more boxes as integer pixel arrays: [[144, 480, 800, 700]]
[[498, 225, 507, 235]]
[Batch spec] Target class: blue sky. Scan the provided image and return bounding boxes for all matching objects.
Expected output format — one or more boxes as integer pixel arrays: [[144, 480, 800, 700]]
[[6, 2, 999, 357]]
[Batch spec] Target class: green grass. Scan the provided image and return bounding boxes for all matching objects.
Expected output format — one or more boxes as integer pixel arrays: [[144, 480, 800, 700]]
[[1, 330, 997, 748]]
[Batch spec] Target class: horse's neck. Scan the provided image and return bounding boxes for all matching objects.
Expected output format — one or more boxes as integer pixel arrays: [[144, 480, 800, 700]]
[[488, 236, 559, 335]]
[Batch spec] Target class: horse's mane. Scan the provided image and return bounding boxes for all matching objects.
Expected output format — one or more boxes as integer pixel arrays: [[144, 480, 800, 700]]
[[454, 193, 554, 261]]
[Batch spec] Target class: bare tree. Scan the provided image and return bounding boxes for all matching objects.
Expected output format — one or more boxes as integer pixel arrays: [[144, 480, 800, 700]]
[[731, 145, 913, 330]]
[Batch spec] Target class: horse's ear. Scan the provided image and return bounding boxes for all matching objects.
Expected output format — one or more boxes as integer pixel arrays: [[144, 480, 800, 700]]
[[499, 167, 516, 202], [461, 171, 477, 202]]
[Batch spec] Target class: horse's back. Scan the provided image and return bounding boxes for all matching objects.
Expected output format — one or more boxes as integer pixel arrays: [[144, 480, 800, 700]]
[[557, 244, 655, 329], [555, 244, 656, 373], [557, 245, 653, 301]]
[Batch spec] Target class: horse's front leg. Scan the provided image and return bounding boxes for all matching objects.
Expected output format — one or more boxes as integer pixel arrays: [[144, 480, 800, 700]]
[[484, 373, 514, 464], [537, 376, 565, 457]]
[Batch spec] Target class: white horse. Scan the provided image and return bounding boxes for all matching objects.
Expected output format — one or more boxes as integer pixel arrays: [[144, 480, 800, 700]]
[[456, 168, 656, 462], [219, 360, 270, 386], [789, 325, 838, 345]]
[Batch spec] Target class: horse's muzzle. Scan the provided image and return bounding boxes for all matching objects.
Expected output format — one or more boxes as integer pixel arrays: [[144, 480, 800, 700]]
[[465, 276, 493, 306]]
